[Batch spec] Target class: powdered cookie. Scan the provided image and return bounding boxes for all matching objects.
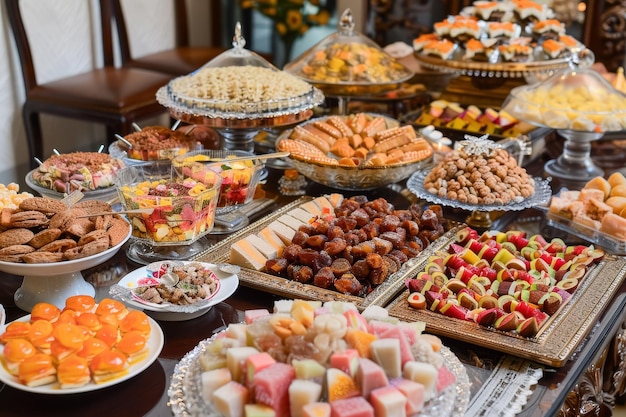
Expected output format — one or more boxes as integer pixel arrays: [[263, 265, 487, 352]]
[[22, 251, 64, 264], [64, 239, 109, 260], [0, 244, 35, 262], [29, 228, 63, 249], [10, 210, 48, 228], [77, 229, 108, 246], [19, 197, 67, 214], [107, 218, 130, 247], [0, 228, 35, 248], [39, 238, 77, 253], [73, 200, 112, 215]]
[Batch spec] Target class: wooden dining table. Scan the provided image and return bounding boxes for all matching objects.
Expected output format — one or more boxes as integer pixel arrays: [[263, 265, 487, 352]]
[[1, 149, 626, 417]]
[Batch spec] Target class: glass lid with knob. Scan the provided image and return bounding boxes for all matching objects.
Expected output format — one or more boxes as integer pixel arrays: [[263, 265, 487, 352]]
[[502, 59, 626, 182], [158, 22, 324, 119], [502, 62, 626, 133], [283, 9, 414, 96]]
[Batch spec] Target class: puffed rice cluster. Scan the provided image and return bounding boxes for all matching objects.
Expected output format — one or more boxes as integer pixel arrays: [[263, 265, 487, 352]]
[[423, 147, 535, 205], [170, 66, 312, 112]]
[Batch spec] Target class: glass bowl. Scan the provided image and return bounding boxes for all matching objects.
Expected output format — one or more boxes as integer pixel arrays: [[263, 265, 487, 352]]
[[115, 163, 222, 246], [172, 150, 265, 214], [502, 66, 626, 132], [276, 113, 434, 190], [115, 126, 198, 162], [289, 157, 433, 190]]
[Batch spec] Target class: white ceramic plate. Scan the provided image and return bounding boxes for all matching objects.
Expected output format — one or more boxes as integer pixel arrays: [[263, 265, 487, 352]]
[[0, 314, 164, 394], [114, 262, 239, 321]]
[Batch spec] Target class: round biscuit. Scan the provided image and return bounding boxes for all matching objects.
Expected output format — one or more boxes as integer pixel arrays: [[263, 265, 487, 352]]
[[48, 211, 77, 231], [0, 244, 35, 262], [64, 239, 109, 260], [10, 210, 49, 228], [22, 251, 64, 264], [66, 219, 95, 237], [19, 197, 68, 214], [0, 228, 35, 248]]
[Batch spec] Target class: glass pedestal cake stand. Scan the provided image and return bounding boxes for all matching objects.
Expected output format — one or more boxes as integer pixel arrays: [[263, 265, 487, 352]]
[[407, 170, 552, 229], [160, 103, 319, 153], [544, 129, 607, 182]]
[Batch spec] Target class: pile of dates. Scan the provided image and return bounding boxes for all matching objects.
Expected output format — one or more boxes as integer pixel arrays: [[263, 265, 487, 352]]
[[265, 196, 448, 296]]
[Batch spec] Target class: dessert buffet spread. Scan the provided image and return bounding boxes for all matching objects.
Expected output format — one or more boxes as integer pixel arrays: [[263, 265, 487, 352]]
[[0, 198, 130, 263], [29, 152, 124, 194], [0, 295, 162, 392], [169, 299, 470, 417]]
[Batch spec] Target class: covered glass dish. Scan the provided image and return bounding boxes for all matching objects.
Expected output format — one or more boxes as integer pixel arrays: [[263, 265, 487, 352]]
[[157, 23, 324, 120], [502, 66, 626, 133], [284, 9, 414, 96]]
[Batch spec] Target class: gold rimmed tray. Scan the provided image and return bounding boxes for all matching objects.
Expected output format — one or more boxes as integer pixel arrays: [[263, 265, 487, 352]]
[[384, 230, 626, 367], [194, 197, 461, 310]]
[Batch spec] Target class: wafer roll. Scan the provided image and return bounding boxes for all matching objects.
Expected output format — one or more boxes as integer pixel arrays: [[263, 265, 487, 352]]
[[313, 121, 343, 138], [290, 126, 330, 153]]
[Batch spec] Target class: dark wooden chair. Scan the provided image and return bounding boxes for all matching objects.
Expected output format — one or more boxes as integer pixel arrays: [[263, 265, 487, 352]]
[[5, 0, 174, 167], [110, 0, 227, 75]]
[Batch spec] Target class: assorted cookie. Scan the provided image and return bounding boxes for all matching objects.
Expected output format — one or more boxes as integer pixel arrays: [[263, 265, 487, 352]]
[[0, 197, 130, 264]]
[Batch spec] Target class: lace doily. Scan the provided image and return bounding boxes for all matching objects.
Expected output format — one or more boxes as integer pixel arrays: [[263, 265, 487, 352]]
[[464, 356, 543, 417]]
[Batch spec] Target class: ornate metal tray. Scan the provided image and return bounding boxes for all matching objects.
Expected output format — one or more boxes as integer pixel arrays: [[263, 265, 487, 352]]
[[385, 228, 626, 367], [194, 197, 462, 310]]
